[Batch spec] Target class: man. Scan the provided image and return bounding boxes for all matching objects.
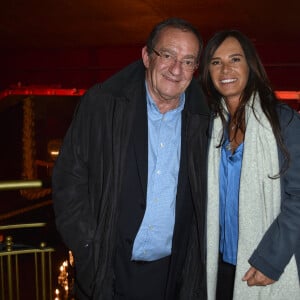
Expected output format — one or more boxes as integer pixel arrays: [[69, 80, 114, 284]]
[[52, 18, 209, 300]]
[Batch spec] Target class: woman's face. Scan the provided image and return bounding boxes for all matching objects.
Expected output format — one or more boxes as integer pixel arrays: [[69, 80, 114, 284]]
[[208, 37, 249, 103]]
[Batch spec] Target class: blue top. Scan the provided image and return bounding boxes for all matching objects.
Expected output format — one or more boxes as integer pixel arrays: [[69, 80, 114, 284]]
[[219, 137, 244, 265], [131, 82, 185, 261]]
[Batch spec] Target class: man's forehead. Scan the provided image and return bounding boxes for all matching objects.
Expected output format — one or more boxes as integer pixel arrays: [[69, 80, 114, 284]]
[[155, 27, 200, 54]]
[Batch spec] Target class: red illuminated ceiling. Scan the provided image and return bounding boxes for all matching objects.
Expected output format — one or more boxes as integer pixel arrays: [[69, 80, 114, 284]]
[[0, 87, 299, 102], [0, 1, 299, 92], [0, 87, 299, 112], [1, 1, 300, 48]]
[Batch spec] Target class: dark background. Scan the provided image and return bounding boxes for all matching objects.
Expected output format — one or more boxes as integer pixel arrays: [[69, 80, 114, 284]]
[[0, 1, 299, 297]]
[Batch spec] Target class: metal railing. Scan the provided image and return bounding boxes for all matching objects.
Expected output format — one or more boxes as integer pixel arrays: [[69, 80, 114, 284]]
[[0, 223, 55, 300], [0, 180, 43, 191]]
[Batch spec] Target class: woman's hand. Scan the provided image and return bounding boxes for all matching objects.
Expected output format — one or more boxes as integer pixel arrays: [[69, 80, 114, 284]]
[[242, 267, 275, 286]]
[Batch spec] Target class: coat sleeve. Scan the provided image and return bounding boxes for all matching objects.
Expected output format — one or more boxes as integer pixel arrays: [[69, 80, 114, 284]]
[[249, 106, 300, 280], [52, 88, 97, 255]]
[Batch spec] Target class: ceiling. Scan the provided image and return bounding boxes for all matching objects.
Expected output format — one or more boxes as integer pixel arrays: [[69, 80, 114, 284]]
[[1, 0, 299, 49], [0, 0, 300, 93]]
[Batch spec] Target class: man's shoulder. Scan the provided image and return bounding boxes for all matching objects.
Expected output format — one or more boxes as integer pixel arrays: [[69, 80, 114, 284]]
[[101, 59, 145, 93], [185, 78, 210, 116], [77, 60, 145, 114], [84, 60, 145, 100]]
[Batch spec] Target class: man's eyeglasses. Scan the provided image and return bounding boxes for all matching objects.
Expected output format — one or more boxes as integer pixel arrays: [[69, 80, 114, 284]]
[[152, 48, 198, 71]]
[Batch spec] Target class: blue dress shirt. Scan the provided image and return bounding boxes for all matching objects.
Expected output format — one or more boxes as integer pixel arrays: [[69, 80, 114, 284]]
[[219, 138, 244, 265], [131, 83, 185, 261]]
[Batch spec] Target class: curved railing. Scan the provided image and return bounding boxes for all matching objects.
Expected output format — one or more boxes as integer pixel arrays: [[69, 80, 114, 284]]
[[0, 223, 55, 300]]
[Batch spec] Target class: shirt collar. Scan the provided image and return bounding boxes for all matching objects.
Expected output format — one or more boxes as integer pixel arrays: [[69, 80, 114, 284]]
[[145, 81, 185, 115]]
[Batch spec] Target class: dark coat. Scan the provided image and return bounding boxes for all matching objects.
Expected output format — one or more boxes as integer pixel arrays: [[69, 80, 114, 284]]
[[249, 104, 300, 280], [52, 60, 210, 299]]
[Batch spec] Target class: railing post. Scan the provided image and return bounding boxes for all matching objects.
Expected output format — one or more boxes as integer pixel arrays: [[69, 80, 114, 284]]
[[0, 223, 55, 299], [5, 236, 13, 300], [40, 242, 46, 300], [0, 256, 4, 300]]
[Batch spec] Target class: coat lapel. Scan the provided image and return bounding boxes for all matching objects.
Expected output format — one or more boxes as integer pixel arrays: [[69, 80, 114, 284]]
[[132, 87, 148, 200]]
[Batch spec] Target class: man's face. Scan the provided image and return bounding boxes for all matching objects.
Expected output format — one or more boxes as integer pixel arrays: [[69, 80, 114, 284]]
[[142, 27, 199, 104]]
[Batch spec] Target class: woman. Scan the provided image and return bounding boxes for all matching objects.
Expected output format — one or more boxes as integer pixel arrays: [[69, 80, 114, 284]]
[[200, 30, 300, 299]]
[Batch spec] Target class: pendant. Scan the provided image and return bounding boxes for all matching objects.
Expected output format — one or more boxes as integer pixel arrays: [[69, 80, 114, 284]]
[[225, 142, 232, 151]]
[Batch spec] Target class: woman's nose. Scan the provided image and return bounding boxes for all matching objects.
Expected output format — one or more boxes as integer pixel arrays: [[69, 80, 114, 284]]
[[221, 62, 231, 73]]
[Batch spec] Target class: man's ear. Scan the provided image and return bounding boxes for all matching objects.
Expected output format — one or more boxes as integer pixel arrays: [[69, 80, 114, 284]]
[[142, 46, 150, 68]]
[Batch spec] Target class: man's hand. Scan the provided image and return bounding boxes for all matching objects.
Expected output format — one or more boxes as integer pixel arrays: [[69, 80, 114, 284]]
[[242, 267, 275, 286]]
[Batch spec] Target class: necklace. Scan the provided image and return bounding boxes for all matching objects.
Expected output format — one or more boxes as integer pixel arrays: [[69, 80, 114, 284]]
[[225, 142, 232, 151]]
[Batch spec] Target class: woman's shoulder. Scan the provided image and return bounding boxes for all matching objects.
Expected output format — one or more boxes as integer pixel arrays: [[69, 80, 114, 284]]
[[276, 102, 300, 128]]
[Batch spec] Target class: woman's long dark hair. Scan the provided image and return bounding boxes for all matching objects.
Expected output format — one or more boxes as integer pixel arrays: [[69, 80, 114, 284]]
[[200, 29, 290, 175]]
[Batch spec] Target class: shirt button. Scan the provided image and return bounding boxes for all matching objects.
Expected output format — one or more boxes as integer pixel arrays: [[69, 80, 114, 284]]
[[160, 142, 164, 148], [156, 170, 161, 175]]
